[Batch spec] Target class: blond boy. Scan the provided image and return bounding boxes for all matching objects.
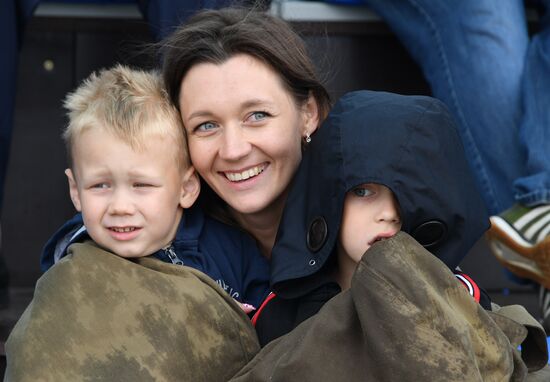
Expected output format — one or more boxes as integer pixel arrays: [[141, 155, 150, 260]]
[[57, 65, 270, 307]]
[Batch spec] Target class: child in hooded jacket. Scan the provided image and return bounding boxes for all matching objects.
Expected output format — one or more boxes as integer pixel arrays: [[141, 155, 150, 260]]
[[253, 90, 492, 345], [230, 90, 550, 381]]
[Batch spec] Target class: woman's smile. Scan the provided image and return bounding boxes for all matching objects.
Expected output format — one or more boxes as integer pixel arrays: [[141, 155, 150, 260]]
[[221, 163, 267, 182]]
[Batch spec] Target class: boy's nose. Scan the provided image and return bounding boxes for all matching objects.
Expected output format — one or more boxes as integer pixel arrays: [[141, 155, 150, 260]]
[[377, 203, 401, 224], [108, 189, 136, 215], [218, 124, 252, 161], [378, 212, 400, 224]]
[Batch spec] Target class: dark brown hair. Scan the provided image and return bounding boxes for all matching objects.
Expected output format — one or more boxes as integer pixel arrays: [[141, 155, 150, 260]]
[[160, 7, 331, 119]]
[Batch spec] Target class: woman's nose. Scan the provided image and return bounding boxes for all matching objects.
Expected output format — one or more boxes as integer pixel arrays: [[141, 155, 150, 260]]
[[218, 124, 252, 161]]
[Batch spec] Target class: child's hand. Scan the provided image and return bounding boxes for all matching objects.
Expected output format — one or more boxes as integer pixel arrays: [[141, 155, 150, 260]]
[[236, 301, 256, 314]]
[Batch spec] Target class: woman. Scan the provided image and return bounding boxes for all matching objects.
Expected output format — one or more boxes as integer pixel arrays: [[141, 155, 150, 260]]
[[161, 7, 331, 257]]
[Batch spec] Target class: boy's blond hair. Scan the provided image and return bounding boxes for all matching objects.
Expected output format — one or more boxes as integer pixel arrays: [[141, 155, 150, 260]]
[[63, 64, 188, 169]]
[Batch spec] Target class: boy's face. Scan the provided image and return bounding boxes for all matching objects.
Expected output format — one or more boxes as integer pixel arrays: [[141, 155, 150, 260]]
[[338, 183, 401, 264], [65, 128, 199, 258]]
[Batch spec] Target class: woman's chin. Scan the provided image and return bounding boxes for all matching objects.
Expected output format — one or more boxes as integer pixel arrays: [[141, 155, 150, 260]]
[[228, 199, 271, 217], [219, 186, 282, 219]]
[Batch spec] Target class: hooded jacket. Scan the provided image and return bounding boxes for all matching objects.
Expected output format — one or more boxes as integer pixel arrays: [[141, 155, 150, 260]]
[[254, 90, 490, 345]]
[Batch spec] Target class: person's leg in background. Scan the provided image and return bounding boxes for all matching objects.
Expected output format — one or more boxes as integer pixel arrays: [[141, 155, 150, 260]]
[[360, 0, 528, 216], [515, 0, 550, 209], [0, 0, 19, 310], [515, 0, 550, 330], [484, 0, 550, 315], [0, 0, 41, 309], [361, 0, 550, 328]]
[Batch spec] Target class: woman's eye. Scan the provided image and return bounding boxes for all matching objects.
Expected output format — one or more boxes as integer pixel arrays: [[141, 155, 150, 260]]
[[248, 111, 269, 122], [196, 121, 217, 132], [352, 187, 374, 197]]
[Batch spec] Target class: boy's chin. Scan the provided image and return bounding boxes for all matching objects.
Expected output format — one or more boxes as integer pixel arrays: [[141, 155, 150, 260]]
[[97, 243, 150, 259]]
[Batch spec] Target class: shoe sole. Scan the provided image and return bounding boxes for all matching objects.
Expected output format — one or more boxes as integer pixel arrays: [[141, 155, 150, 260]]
[[486, 219, 550, 288]]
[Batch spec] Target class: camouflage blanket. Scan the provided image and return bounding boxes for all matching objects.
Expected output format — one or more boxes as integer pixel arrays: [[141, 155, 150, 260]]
[[4, 242, 259, 382], [232, 232, 550, 381], [5, 233, 549, 381]]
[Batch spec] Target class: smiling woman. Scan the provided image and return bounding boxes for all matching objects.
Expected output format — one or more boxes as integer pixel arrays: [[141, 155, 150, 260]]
[[161, 8, 331, 256], [180, 54, 317, 255]]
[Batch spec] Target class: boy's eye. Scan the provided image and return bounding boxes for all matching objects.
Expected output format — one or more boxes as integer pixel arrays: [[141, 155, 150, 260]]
[[91, 183, 109, 189], [195, 121, 217, 132], [352, 186, 375, 197], [134, 183, 153, 188]]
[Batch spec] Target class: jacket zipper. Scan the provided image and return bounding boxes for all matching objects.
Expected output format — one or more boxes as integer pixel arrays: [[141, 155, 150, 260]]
[[163, 245, 184, 265]]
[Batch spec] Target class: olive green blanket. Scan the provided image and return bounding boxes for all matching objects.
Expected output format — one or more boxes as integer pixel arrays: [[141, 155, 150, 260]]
[[232, 232, 549, 381], [4, 242, 259, 381], [5, 233, 549, 381]]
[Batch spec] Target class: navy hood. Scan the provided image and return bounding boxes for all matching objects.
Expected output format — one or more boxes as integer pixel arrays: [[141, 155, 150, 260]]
[[270, 90, 489, 293]]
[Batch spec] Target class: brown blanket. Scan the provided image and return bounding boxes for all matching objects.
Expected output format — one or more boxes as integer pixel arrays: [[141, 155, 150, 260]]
[[232, 232, 549, 381], [5, 233, 549, 381], [5, 242, 259, 381]]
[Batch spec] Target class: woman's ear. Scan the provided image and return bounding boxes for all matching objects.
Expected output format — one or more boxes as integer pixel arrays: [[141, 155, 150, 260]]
[[180, 167, 201, 209], [65, 168, 82, 211], [302, 93, 320, 138]]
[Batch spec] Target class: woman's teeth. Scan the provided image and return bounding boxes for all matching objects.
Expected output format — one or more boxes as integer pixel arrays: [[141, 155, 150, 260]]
[[225, 165, 265, 182]]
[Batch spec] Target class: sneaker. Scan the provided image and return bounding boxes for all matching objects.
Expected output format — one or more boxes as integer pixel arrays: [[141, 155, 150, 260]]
[[486, 204, 550, 288]]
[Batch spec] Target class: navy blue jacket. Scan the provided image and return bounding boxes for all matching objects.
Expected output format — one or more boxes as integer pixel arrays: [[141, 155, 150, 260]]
[[41, 205, 271, 308], [254, 91, 490, 345]]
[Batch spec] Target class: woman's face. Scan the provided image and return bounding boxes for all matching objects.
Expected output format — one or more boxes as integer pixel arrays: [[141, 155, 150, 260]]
[[179, 54, 318, 218]]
